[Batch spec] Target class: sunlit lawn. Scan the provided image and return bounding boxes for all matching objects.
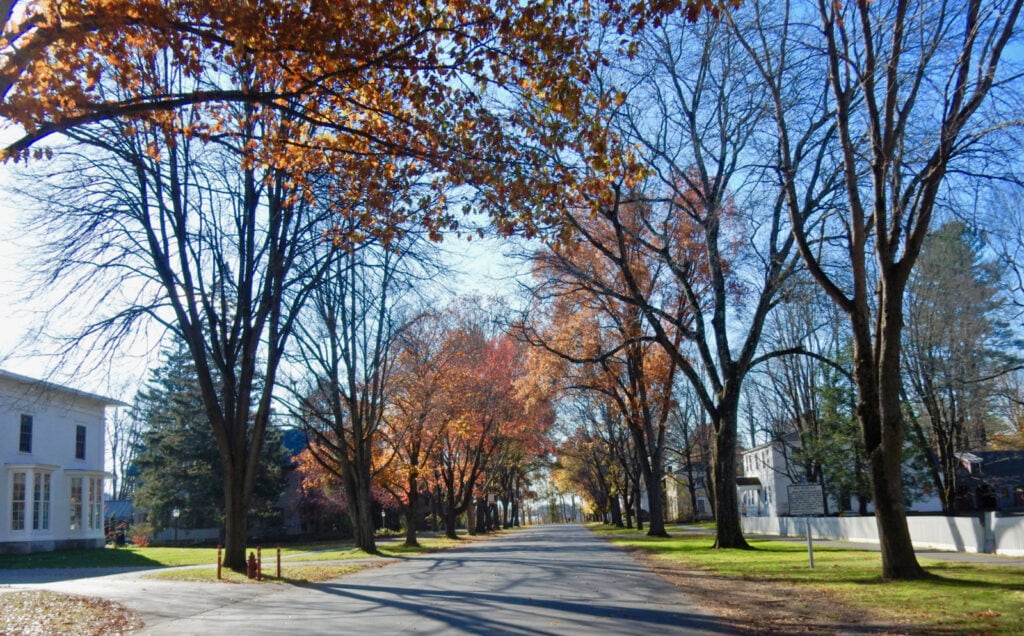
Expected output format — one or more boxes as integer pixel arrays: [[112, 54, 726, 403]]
[[0, 539, 389, 569], [142, 535, 478, 582], [0, 545, 220, 569], [145, 563, 373, 584], [0, 533, 480, 574], [378, 535, 475, 556], [589, 523, 1024, 634]]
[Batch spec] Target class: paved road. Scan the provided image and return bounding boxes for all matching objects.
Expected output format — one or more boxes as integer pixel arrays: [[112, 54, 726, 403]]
[[1, 525, 736, 635]]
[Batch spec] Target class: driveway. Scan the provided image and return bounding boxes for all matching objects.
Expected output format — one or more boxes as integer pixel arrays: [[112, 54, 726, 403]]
[[1, 524, 735, 635]]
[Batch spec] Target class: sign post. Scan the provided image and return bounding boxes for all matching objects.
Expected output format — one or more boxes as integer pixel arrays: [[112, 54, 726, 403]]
[[787, 483, 825, 569]]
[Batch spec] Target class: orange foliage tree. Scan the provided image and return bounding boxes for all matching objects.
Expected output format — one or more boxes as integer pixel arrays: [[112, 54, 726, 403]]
[[520, 211, 682, 535], [2, 1, 732, 234], [425, 303, 554, 539], [0, 0, 724, 566], [377, 309, 459, 547]]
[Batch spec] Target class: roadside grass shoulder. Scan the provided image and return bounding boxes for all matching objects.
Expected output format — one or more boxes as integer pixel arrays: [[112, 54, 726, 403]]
[[379, 535, 476, 556], [0, 532, 497, 571], [591, 524, 1024, 634], [0, 540, 376, 570], [0, 545, 215, 569], [145, 563, 372, 584]]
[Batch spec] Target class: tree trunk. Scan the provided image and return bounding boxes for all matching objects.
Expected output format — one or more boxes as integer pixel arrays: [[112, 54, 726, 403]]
[[404, 476, 420, 547], [221, 469, 249, 571], [443, 503, 458, 540], [475, 499, 488, 533], [432, 486, 441, 533], [610, 494, 623, 527], [909, 413, 952, 513], [854, 289, 925, 579], [634, 480, 644, 531], [642, 454, 668, 536], [712, 400, 750, 549], [343, 452, 378, 553]]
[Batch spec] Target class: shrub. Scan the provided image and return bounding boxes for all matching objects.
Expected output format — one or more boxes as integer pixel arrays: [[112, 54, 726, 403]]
[[129, 522, 153, 547]]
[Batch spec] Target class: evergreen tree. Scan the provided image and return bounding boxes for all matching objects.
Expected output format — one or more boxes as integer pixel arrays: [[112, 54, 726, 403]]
[[904, 221, 1019, 511], [133, 334, 288, 534]]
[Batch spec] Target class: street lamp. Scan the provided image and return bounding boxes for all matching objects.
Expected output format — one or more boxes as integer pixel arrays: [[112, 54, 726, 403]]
[[172, 508, 180, 546]]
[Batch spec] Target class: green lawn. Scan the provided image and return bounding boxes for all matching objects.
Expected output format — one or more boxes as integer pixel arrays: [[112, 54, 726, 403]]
[[0, 540, 370, 569], [0, 534, 478, 571], [589, 523, 1024, 634], [145, 562, 372, 584]]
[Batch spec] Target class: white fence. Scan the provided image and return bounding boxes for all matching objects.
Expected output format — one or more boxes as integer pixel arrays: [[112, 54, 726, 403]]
[[741, 513, 1024, 557]]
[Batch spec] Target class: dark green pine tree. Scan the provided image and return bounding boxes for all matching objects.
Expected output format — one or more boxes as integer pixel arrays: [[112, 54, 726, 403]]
[[132, 333, 288, 536]]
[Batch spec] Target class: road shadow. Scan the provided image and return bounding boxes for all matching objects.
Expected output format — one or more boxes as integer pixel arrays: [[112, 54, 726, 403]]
[[309, 580, 745, 635]]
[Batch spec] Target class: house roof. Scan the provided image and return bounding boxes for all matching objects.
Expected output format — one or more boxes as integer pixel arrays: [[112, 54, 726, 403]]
[[965, 450, 1024, 487], [0, 369, 126, 407], [742, 432, 802, 455], [104, 499, 135, 520]]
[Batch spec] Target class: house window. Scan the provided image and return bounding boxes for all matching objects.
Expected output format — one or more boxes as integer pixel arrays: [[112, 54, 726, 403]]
[[33, 473, 51, 531], [88, 477, 103, 530], [696, 498, 707, 514], [19, 414, 32, 453], [70, 477, 83, 530], [11, 472, 26, 530], [75, 426, 86, 460]]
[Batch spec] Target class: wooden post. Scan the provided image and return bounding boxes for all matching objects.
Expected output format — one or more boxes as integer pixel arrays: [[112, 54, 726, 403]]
[[276, 544, 281, 579], [806, 517, 815, 569], [217, 545, 222, 580], [257, 546, 262, 581]]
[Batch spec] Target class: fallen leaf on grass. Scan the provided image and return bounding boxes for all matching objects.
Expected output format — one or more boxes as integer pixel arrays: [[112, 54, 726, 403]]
[[0, 590, 142, 635]]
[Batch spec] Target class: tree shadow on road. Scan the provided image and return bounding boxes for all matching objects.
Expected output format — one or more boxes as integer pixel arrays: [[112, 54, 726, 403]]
[[309, 580, 745, 635]]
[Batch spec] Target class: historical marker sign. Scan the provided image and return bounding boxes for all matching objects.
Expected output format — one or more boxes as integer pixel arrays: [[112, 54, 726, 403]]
[[788, 483, 825, 569], [788, 483, 825, 516]]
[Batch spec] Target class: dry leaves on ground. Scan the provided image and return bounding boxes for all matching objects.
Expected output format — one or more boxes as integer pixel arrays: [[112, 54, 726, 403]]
[[0, 590, 143, 636]]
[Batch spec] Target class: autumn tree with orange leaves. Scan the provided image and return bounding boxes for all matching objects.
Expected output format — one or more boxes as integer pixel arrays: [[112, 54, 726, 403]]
[[427, 303, 554, 539], [520, 207, 682, 536], [378, 309, 460, 547], [555, 394, 633, 526], [540, 4, 819, 549], [0, 0, 708, 229], [0, 0, 727, 569], [281, 223, 443, 554]]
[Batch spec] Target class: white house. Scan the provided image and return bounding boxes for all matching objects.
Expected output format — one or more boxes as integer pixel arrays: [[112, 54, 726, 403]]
[[663, 465, 714, 522], [1, 370, 122, 554], [740, 439, 796, 517]]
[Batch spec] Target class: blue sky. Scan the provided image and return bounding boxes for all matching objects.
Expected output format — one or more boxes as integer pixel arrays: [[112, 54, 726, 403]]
[[0, 193, 525, 402]]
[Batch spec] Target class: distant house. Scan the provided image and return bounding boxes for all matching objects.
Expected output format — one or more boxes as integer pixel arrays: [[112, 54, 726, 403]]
[[739, 436, 843, 516], [1, 370, 122, 554], [954, 450, 1024, 512], [739, 439, 794, 517], [663, 465, 713, 522]]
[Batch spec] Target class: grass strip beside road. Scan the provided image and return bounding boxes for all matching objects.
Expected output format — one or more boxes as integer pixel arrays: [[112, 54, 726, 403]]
[[146, 562, 374, 584], [142, 536, 476, 582], [0, 536, 469, 570], [590, 523, 1024, 634]]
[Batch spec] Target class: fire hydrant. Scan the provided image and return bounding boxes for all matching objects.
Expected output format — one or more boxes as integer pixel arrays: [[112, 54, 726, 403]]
[[247, 552, 257, 579]]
